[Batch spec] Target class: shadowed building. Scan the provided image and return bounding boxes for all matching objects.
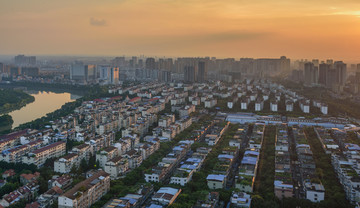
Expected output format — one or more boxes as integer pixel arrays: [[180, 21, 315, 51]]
[[197, 61, 207, 83], [184, 65, 196, 83]]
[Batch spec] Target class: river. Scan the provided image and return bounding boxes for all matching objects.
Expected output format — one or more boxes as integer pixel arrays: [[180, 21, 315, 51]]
[[8, 91, 81, 128]]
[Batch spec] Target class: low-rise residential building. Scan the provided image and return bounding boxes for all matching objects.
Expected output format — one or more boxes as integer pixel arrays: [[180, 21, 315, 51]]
[[124, 150, 143, 169], [0, 129, 29, 152], [240, 99, 248, 110], [2, 169, 16, 179], [236, 175, 254, 193], [230, 192, 251, 208], [0, 181, 39, 207], [71, 143, 92, 161], [314, 127, 339, 154], [158, 115, 175, 128], [0, 140, 43, 163], [274, 179, 294, 199], [170, 156, 205, 186], [236, 151, 259, 193], [48, 175, 72, 190], [96, 146, 118, 168], [178, 105, 195, 118], [320, 104, 328, 115], [270, 101, 278, 112], [254, 99, 263, 112], [104, 185, 153, 208], [138, 141, 160, 160], [104, 156, 129, 179], [300, 100, 310, 113], [229, 139, 241, 149], [304, 181, 325, 202], [151, 187, 181, 206], [235, 125, 262, 193], [207, 174, 226, 189], [20, 172, 40, 185], [22, 141, 66, 167], [145, 142, 190, 183], [192, 98, 201, 106], [170, 169, 194, 186], [205, 134, 220, 146], [58, 170, 110, 208], [286, 101, 294, 112], [177, 117, 192, 132], [54, 153, 80, 173], [332, 155, 360, 204], [204, 99, 217, 108], [274, 126, 293, 200], [36, 186, 63, 208]]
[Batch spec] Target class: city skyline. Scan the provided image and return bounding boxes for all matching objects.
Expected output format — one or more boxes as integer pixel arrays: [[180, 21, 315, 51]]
[[1, 0, 360, 62], [2, 1, 360, 207]]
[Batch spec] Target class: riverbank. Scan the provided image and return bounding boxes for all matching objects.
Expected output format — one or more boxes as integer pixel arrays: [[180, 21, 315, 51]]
[[0, 114, 13, 134], [12, 85, 114, 131], [0, 82, 91, 96], [9, 91, 77, 128], [0, 88, 35, 115], [0, 82, 115, 135]]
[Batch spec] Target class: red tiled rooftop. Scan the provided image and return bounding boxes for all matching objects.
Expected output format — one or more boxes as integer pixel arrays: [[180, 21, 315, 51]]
[[27, 140, 43, 146], [8, 145, 28, 153], [20, 172, 40, 181], [25, 202, 40, 208], [32, 141, 65, 154], [163, 193, 174, 200], [4, 191, 20, 203], [103, 146, 117, 152], [61, 170, 109, 200], [55, 175, 72, 185], [125, 149, 137, 156], [111, 96, 122, 100], [128, 97, 141, 103], [93, 99, 105, 102], [62, 153, 78, 160], [3, 169, 16, 176], [52, 186, 64, 194], [109, 156, 124, 163], [0, 129, 29, 140], [45, 186, 63, 195]]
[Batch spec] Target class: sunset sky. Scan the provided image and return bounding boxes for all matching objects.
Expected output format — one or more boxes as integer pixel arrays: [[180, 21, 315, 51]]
[[1, 0, 360, 61]]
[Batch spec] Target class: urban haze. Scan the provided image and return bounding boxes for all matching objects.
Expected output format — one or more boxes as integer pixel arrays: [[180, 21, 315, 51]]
[[0, 1, 360, 208]]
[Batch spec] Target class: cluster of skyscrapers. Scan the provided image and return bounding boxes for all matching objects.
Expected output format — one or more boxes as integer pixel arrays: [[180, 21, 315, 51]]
[[0, 55, 39, 79], [70, 57, 209, 84], [70, 62, 119, 85], [0, 54, 292, 84], [292, 59, 351, 92], [68, 56, 290, 84], [14, 55, 36, 66]]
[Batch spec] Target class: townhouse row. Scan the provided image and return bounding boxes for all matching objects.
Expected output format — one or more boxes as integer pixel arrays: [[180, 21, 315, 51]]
[[294, 127, 325, 202]]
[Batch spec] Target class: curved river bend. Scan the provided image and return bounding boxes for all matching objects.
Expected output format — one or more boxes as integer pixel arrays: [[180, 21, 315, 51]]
[[8, 91, 80, 128]]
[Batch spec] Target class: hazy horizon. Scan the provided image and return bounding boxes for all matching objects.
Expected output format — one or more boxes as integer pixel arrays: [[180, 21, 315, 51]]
[[1, 54, 359, 65], [1, 0, 360, 62]]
